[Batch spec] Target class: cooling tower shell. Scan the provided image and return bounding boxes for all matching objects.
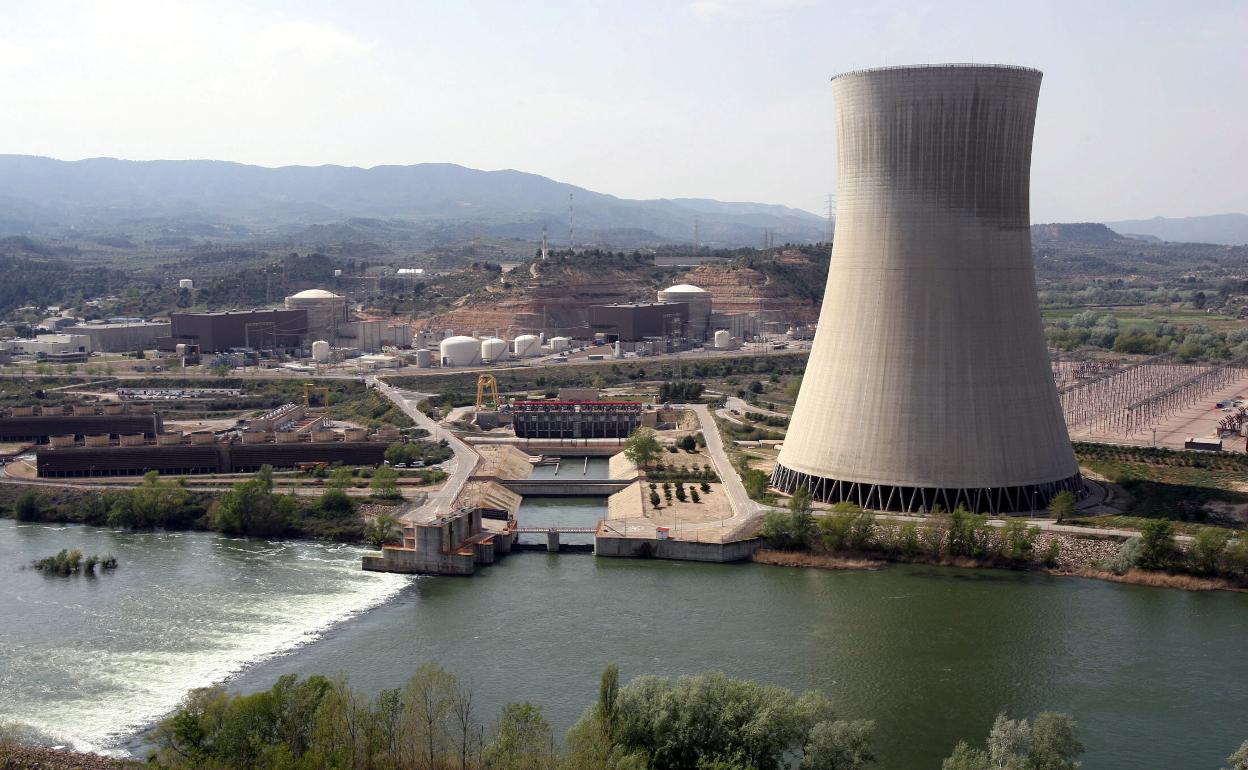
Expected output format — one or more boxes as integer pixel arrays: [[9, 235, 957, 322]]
[[772, 64, 1080, 514]]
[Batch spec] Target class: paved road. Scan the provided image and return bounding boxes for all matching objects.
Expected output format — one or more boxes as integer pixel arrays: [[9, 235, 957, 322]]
[[369, 377, 480, 524], [685, 404, 771, 533]]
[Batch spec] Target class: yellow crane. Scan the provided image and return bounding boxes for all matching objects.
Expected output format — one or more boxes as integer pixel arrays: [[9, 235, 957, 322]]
[[303, 383, 332, 415], [475, 374, 500, 409]]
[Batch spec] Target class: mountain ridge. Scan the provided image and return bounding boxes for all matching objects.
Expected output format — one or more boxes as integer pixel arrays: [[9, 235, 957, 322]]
[[0, 154, 825, 247]]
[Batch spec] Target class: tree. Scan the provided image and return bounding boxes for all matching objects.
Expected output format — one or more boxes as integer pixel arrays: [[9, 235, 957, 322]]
[[623, 428, 662, 468], [327, 466, 356, 490], [649, 491, 662, 508], [762, 490, 816, 551], [608, 671, 853, 770], [402, 663, 460, 770], [690, 489, 701, 503], [678, 434, 697, 452], [484, 702, 551, 770], [700, 481, 711, 493], [800, 719, 876, 770], [1047, 490, 1076, 524], [14, 489, 42, 521], [1225, 739, 1248, 770], [674, 483, 687, 503], [942, 712, 1083, 770], [1138, 519, 1177, 570], [1191, 528, 1232, 575], [210, 466, 297, 537], [364, 514, 403, 548], [370, 465, 401, 500]]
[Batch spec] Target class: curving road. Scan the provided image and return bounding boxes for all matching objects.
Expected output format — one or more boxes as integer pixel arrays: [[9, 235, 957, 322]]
[[368, 377, 480, 524]]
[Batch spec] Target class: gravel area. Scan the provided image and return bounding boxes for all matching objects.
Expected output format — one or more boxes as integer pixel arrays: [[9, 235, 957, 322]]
[[1039, 532, 1124, 571], [0, 744, 139, 769]]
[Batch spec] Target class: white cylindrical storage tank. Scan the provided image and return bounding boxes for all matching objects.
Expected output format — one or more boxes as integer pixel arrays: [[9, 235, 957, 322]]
[[178, 279, 194, 290], [311, 340, 331, 363], [657, 284, 712, 341], [440, 336, 480, 367], [549, 336, 571, 352], [513, 334, 540, 358], [481, 337, 507, 363], [713, 329, 731, 349], [415, 348, 432, 368], [175, 343, 187, 357], [614, 341, 623, 359]]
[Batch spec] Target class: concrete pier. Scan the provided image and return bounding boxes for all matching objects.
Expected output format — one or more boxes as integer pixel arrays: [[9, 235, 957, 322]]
[[546, 530, 560, 552]]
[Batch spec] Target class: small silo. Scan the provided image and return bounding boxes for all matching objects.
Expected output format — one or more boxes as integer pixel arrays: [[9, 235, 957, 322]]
[[657, 283, 712, 341], [481, 337, 508, 363], [713, 329, 732, 349], [415, 349, 433, 368], [549, 336, 571, 353], [440, 336, 480, 367], [311, 340, 331, 363], [513, 334, 540, 358]]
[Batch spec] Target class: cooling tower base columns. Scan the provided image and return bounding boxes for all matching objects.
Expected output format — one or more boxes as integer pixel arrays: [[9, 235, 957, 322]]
[[770, 464, 1083, 515]]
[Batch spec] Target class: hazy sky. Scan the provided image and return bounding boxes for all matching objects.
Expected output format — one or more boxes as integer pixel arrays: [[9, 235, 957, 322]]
[[2, 0, 1244, 221]]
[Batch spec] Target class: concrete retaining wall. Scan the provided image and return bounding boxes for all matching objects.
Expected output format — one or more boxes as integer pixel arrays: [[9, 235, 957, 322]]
[[594, 534, 762, 563]]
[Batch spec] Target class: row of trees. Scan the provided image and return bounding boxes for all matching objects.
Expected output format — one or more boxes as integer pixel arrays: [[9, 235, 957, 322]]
[[1045, 314, 1248, 360], [761, 492, 1062, 569], [152, 665, 879, 770], [150, 661, 1248, 769], [10, 466, 366, 542]]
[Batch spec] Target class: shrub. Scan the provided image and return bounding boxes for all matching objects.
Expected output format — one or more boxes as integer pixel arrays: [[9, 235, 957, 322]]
[[1105, 537, 1142, 574], [14, 490, 42, 522], [1138, 519, 1178, 570], [1190, 528, 1232, 575]]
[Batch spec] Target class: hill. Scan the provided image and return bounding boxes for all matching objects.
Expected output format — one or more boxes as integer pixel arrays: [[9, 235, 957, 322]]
[[1103, 213, 1248, 246], [0, 155, 825, 248]]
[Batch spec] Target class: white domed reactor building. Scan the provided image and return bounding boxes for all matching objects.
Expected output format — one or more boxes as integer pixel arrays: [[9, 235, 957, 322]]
[[772, 64, 1081, 513]]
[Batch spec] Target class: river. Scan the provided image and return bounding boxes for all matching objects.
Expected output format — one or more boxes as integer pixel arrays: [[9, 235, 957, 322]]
[[2, 517, 1246, 768]]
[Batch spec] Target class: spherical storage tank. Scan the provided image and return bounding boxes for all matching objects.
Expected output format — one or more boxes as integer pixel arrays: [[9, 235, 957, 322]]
[[657, 283, 711, 341], [440, 336, 480, 366], [513, 334, 540, 358], [311, 340, 331, 363], [481, 337, 508, 363]]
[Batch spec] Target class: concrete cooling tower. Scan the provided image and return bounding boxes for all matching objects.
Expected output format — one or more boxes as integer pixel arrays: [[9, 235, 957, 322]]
[[772, 64, 1081, 513]]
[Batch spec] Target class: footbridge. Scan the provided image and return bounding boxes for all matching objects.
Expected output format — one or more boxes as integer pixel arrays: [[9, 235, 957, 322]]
[[498, 478, 633, 496]]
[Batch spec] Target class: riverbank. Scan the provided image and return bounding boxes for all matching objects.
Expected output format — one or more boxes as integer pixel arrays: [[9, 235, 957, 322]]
[[753, 529, 1248, 593], [0, 744, 139, 769]]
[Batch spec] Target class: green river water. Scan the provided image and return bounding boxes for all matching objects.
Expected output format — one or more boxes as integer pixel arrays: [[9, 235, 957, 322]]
[[2, 513, 1246, 768]]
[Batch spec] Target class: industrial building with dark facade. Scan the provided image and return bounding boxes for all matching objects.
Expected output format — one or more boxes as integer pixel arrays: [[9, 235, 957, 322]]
[[160, 309, 308, 353], [588, 302, 688, 342], [36, 440, 387, 477], [0, 406, 164, 443], [510, 401, 644, 439]]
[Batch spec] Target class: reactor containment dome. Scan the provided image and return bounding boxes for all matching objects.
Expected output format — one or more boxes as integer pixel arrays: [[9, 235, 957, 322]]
[[771, 64, 1081, 514]]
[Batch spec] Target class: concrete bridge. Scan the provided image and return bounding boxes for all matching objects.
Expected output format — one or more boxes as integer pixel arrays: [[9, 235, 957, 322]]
[[498, 478, 633, 496]]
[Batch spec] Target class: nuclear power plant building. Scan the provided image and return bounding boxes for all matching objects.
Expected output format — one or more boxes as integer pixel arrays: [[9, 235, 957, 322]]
[[772, 64, 1081, 513]]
